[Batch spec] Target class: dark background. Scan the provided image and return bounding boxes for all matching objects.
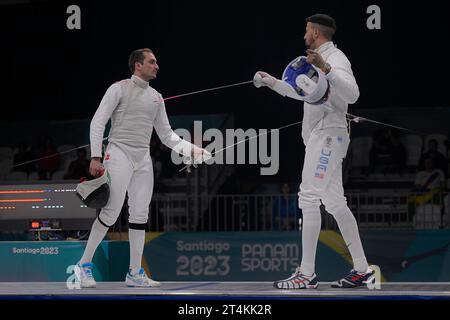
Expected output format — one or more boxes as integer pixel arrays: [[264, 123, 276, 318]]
[[1, 0, 449, 184]]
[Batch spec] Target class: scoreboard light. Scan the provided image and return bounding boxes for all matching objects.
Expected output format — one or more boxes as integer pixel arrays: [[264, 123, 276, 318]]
[[31, 221, 40, 229]]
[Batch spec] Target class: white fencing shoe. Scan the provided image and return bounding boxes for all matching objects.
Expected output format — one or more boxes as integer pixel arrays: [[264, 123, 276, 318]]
[[74, 262, 96, 288], [125, 268, 161, 287]]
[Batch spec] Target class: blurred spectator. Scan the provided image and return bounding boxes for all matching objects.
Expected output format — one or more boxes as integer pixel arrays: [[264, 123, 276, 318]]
[[272, 183, 301, 230], [13, 141, 36, 176], [413, 158, 446, 193], [419, 139, 447, 177], [64, 148, 90, 180], [445, 132, 450, 178], [369, 128, 391, 173], [369, 129, 406, 174], [408, 158, 446, 217], [444, 131, 450, 154], [37, 135, 60, 180]]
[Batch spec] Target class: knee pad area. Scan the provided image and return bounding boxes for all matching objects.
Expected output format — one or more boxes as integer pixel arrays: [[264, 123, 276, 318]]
[[128, 214, 148, 226], [129, 222, 147, 230], [98, 211, 119, 228]]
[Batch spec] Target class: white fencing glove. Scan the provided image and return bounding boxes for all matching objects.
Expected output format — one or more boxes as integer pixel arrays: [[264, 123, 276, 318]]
[[183, 148, 212, 168], [253, 71, 276, 88], [194, 149, 212, 164]]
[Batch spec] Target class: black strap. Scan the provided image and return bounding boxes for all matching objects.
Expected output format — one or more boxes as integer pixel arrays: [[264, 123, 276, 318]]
[[129, 222, 147, 230], [97, 216, 112, 228]]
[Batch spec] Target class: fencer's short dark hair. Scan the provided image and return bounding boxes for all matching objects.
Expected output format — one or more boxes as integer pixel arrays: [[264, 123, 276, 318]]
[[305, 14, 336, 40], [128, 48, 153, 73]]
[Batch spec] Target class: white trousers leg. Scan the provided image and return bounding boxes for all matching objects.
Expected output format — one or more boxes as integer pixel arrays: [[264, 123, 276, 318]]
[[98, 143, 154, 226], [90, 143, 154, 273], [318, 152, 368, 272], [298, 128, 368, 273], [298, 128, 349, 210], [80, 143, 133, 265], [98, 143, 134, 226], [127, 150, 154, 224], [126, 150, 153, 272]]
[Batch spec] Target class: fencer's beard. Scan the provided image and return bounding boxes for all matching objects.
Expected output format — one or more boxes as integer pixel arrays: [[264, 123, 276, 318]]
[[305, 40, 316, 50]]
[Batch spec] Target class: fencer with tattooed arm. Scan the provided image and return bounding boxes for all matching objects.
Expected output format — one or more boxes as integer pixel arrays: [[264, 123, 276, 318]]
[[254, 46, 359, 114], [255, 48, 359, 105], [254, 14, 375, 289]]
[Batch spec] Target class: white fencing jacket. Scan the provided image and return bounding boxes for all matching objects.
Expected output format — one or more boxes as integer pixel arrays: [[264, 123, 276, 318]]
[[90, 75, 192, 164]]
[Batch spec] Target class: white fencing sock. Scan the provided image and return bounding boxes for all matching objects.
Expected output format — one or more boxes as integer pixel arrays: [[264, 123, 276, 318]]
[[299, 206, 322, 276], [332, 206, 369, 272], [129, 228, 145, 275], [79, 218, 109, 265]]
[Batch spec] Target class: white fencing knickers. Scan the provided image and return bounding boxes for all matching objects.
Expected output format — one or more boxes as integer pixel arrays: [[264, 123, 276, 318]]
[[298, 127, 368, 275], [98, 143, 153, 227], [298, 127, 349, 211]]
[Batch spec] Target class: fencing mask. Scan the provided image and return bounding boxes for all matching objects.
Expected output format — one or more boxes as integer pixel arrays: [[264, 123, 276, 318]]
[[76, 167, 110, 208], [282, 56, 330, 105]]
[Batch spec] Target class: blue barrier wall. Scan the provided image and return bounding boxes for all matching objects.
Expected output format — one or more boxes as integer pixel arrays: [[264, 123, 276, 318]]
[[0, 230, 449, 282]]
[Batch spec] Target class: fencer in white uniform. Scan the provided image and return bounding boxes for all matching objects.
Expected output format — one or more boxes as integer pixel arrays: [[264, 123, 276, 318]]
[[255, 14, 374, 289], [74, 48, 210, 288]]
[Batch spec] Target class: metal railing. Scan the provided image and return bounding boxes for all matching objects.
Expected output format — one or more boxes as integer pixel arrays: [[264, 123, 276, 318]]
[[146, 192, 450, 232]]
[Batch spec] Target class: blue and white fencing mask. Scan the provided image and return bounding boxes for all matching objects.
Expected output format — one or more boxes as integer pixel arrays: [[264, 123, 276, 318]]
[[282, 56, 330, 105]]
